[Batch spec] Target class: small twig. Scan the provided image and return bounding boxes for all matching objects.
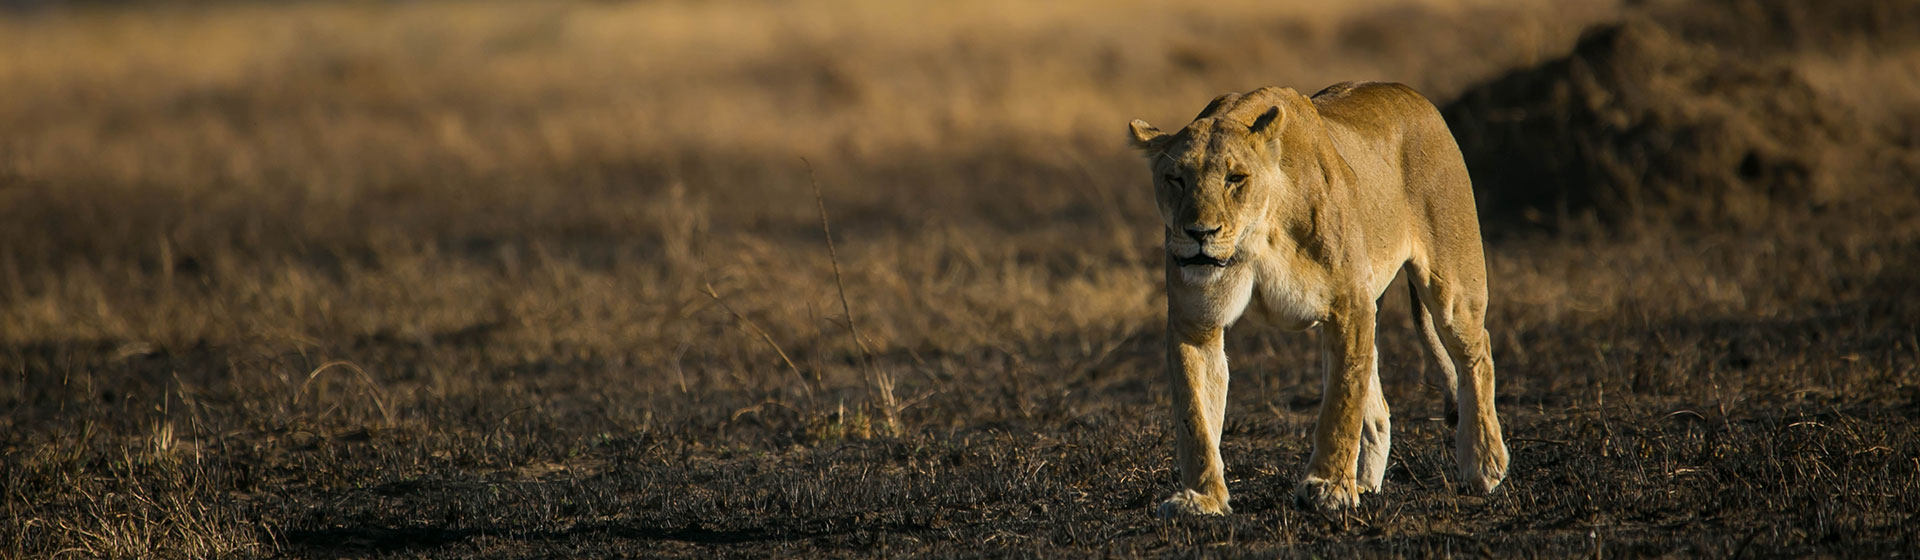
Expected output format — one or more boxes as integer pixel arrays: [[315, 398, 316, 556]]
[[487, 406, 537, 447], [1070, 329, 1137, 378], [703, 283, 813, 400], [1508, 437, 1574, 446], [895, 388, 941, 412], [730, 399, 803, 422], [296, 361, 393, 427], [1662, 409, 1705, 421], [804, 158, 895, 433]]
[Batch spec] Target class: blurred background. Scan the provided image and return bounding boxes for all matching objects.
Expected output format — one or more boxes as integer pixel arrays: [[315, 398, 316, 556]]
[[3, 0, 1916, 557], [0, 0, 1626, 359]]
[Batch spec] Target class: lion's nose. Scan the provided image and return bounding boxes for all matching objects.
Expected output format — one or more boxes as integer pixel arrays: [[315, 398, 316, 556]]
[[1185, 226, 1221, 242]]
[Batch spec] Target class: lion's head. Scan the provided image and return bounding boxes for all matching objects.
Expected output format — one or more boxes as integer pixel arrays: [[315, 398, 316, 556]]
[[1128, 88, 1300, 277]]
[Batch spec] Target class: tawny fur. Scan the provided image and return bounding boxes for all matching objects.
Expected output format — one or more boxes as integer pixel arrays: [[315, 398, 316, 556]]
[[1128, 82, 1509, 515]]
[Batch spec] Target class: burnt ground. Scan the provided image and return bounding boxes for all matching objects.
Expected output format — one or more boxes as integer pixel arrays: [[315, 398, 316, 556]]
[[9, 208, 1919, 558]]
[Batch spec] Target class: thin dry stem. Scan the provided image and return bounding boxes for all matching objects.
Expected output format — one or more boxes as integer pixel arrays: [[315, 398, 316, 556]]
[[703, 282, 815, 400], [805, 158, 897, 434]]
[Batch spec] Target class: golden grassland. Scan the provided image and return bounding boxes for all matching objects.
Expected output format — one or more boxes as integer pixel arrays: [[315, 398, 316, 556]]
[[3, 0, 1918, 556], [0, 0, 1619, 359]]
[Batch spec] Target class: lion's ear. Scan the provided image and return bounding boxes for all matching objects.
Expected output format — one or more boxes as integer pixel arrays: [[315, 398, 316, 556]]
[[1247, 106, 1283, 137], [1128, 119, 1167, 151]]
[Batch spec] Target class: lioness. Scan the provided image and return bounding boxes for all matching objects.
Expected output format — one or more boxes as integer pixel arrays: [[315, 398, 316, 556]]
[[1127, 82, 1508, 514]]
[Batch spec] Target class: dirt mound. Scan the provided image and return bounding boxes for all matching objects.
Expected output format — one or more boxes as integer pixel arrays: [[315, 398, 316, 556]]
[[1441, 19, 1857, 228]]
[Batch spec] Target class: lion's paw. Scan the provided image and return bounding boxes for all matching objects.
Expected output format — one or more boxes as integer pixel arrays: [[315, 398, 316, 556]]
[[1459, 438, 1509, 494], [1155, 489, 1231, 518], [1292, 476, 1359, 512]]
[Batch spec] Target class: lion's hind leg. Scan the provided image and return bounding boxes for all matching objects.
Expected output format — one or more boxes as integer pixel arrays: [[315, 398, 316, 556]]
[[1443, 323, 1508, 494], [1407, 277, 1459, 427], [1408, 265, 1509, 494], [1355, 342, 1391, 494]]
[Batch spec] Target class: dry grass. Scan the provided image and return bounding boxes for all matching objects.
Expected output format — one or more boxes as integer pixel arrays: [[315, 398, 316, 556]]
[[3, 0, 1916, 557], [0, 0, 1622, 425], [0, 0, 1615, 353]]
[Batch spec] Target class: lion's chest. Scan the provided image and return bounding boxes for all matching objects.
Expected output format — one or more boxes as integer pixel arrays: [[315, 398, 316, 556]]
[[1245, 254, 1333, 331], [1170, 241, 1335, 332]]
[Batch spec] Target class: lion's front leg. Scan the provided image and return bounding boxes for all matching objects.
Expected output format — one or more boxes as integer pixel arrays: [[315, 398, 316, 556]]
[[1295, 304, 1376, 511], [1158, 324, 1232, 518]]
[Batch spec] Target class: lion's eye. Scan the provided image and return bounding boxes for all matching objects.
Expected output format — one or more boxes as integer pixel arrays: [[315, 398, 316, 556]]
[[1227, 173, 1248, 184], [1163, 174, 1184, 188]]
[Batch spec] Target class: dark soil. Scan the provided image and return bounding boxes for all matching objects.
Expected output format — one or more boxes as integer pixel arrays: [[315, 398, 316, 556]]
[[10, 209, 1920, 558]]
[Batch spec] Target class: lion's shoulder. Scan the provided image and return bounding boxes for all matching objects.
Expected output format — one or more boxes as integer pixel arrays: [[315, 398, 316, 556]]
[[1307, 82, 1457, 164], [1309, 82, 1438, 124]]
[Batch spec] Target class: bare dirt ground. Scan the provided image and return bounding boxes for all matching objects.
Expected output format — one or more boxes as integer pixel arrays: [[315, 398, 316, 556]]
[[3, 0, 1917, 557]]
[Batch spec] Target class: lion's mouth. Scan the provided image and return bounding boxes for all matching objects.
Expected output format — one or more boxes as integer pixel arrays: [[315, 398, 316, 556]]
[[1174, 252, 1233, 268]]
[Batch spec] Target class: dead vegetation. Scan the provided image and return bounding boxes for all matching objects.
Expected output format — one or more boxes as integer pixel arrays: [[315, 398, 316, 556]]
[[2, 0, 1917, 557]]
